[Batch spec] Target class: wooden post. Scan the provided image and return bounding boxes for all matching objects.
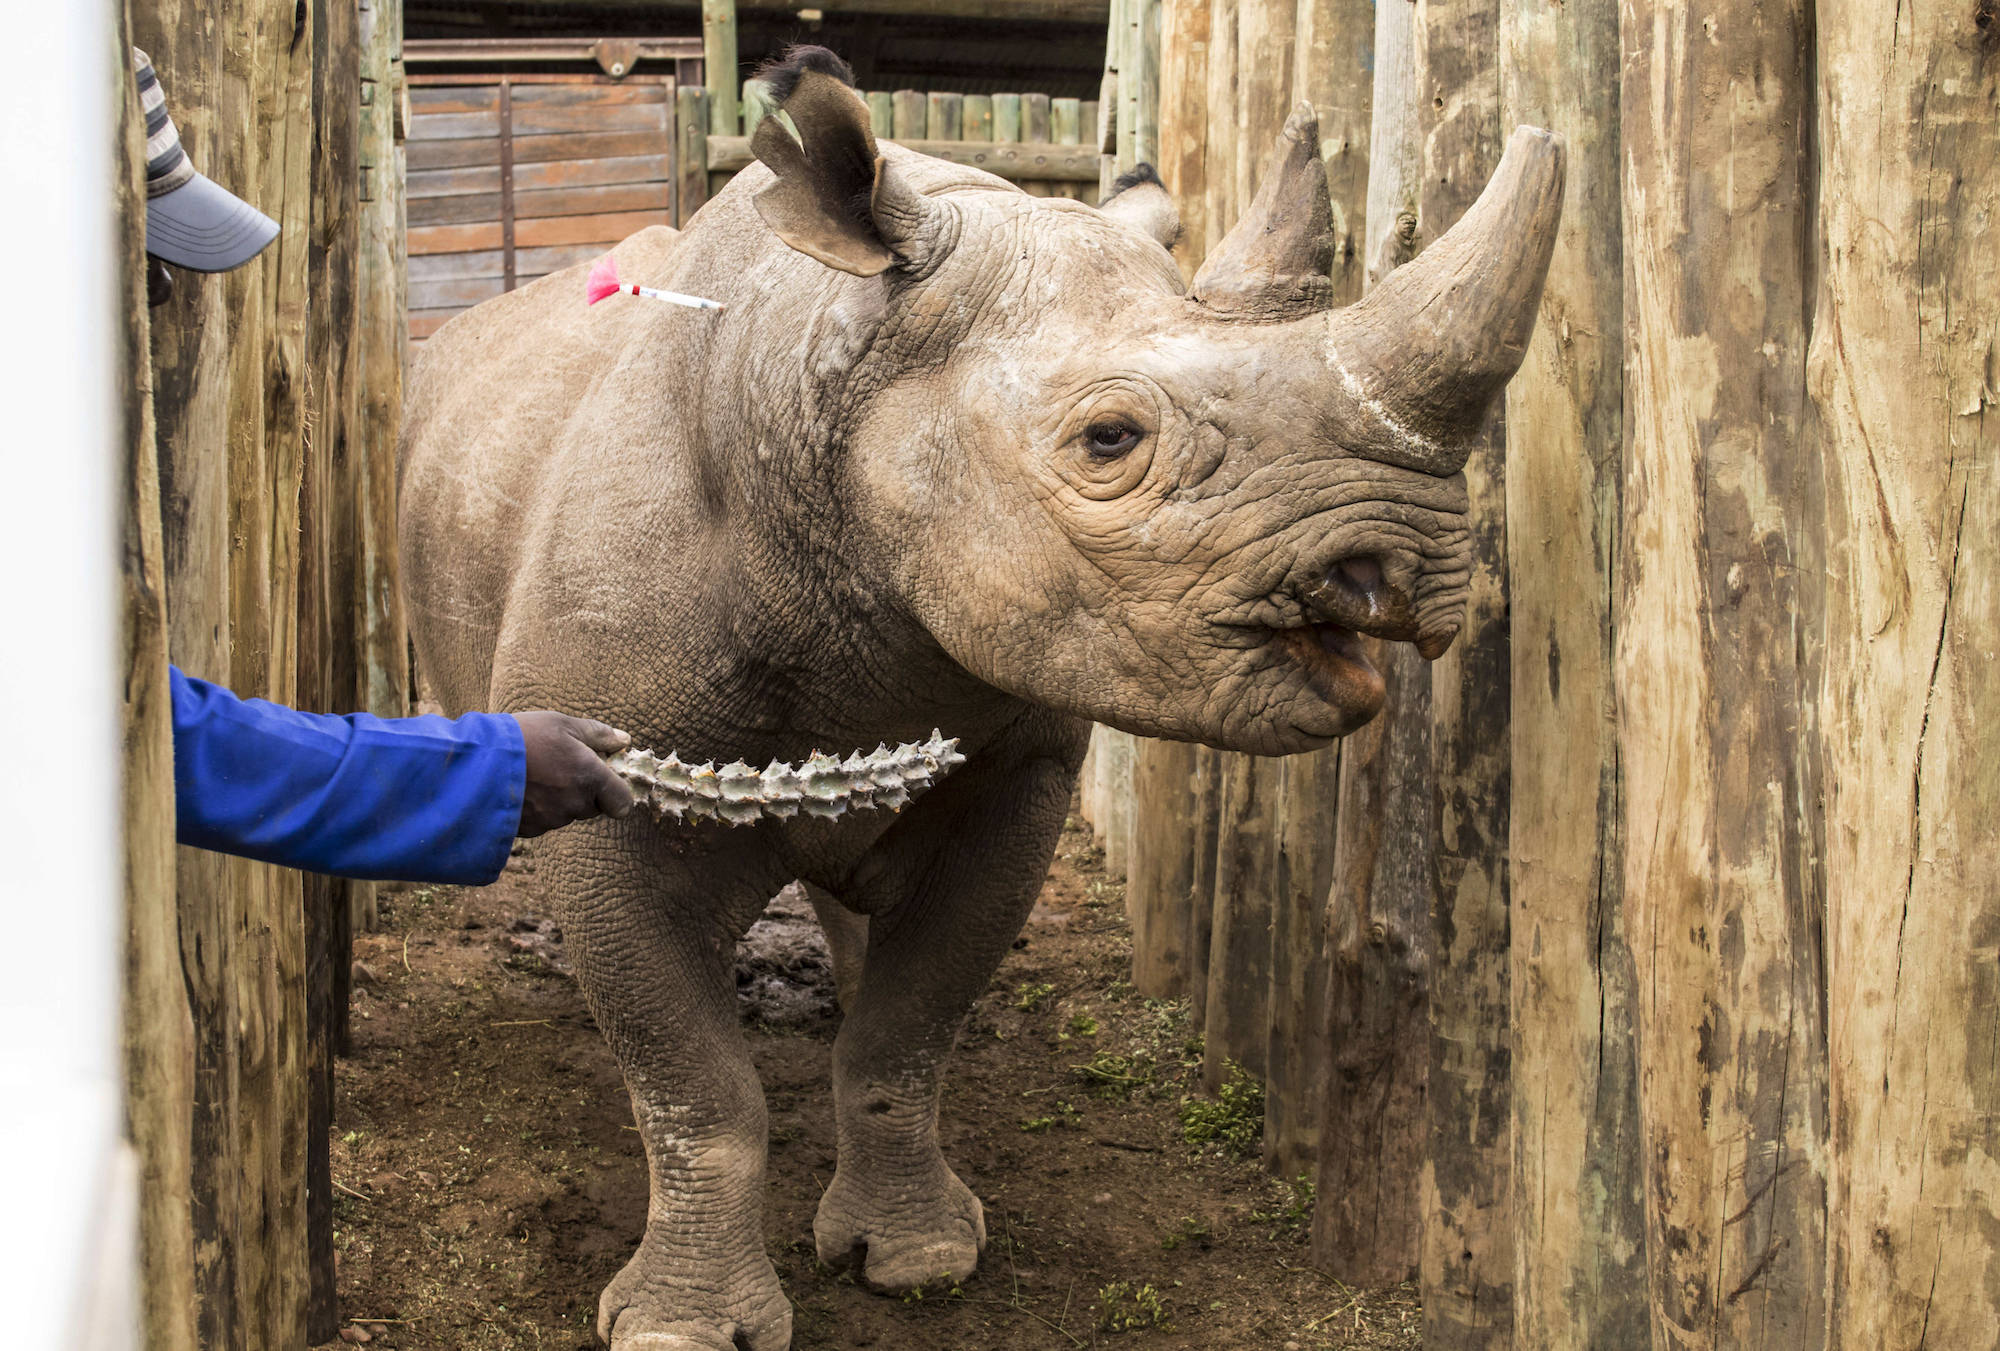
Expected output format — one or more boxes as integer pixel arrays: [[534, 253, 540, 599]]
[[1311, 0, 1427, 1289], [866, 90, 893, 137], [701, 0, 739, 136], [1233, 0, 1293, 220], [1130, 0, 1161, 168], [1414, 0, 1513, 1344], [1128, 741, 1205, 999], [1050, 97, 1081, 145], [677, 86, 708, 223], [1313, 638, 1431, 1284], [116, 19, 199, 1350], [133, 8, 250, 1346], [892, 89, 928, 140], [1099, 730, 1136, 880], [1023, 92, 1053, 144], [357, 0, 407, 719], [926, 91, 961, 141], [1814, 5, 2000, 1342], [962, 93, 993, 141], [1155, 0, 1208, 281], [1202, 0, 1240, 255], [1620, 0, 1826, 1345], [1499, 0, 1646, 1343], [1202, 754, 1281, 1088], [1263, 745, 1338, 1178], [993, 92, 1022, 142], [1290, 0, 1371, 300], [304, 0, 365, 1336]]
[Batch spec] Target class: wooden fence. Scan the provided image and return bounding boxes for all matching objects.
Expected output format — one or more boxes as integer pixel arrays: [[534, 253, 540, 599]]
[[118, 0, 409, 1346], [1083, 0, 2000, 1346]]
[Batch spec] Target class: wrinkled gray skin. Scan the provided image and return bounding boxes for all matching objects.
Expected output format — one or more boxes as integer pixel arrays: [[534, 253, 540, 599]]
[[401, 64, 1560, 1351]]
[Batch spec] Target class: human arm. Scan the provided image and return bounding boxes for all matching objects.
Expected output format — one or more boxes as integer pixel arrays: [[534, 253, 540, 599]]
[[170, 667, 633, 884]]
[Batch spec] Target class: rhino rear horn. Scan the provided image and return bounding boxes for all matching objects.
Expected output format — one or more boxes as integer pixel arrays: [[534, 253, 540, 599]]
[[1190, 104, 1336, 319], [752, 66, 955, 277]]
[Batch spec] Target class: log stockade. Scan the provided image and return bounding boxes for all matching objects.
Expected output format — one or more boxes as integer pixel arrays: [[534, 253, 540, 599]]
[[1084, 0, 2000, 1345]]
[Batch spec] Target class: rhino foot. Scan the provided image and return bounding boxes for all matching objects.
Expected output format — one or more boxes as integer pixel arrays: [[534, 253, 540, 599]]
[[812, 1161, 986, 1294], [597, 1239, 791, 1351]]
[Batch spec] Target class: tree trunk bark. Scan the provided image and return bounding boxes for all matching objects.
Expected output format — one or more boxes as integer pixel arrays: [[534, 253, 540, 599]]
[[1812, 4, 2000, 1346], [1499, 0, 1646, 1344], [1415, 0, 1513, 1343], [1618, 0, 1828, 1345]]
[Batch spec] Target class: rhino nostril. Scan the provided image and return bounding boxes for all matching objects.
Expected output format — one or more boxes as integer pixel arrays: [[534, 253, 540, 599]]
[[1328, 555, 1388, 615]]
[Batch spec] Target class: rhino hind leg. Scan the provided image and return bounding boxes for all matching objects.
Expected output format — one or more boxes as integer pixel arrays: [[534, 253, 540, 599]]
[[533, 824, 794, 1351], [809, 713, 1085, 1294]]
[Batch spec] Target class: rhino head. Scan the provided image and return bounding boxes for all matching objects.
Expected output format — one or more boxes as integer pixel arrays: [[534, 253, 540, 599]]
[[746, 56, 1564, 755]]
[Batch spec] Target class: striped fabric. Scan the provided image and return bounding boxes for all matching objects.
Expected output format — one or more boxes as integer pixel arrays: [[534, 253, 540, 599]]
[[132, 48, 196, 199]]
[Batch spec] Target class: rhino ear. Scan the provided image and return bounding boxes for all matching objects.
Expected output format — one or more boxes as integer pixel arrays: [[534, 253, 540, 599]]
[[752, 56, 952, 277], [1098, 164, 1181, 250]]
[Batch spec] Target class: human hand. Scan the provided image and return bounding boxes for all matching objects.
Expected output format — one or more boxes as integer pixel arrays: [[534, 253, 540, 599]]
[[512, 712, 637, 837]]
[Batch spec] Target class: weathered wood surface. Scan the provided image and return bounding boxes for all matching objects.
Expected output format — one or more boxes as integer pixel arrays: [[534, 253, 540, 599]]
[[1619, 1, 1828, 1346], [1154, 0, 1208, 280], [120, 0, 400, 1340], [701, 0, 738, 135], [1499, 0, 1646, 1345], [1263, 745, 1338, 1178], [1291, 0, 1370, 299], [1307, 0, 1428, 1290], [1413, 0, 1514, 1345], [1313, 638, 1431, 1285], [1203, 755, 1281, 1088], [1812, 3, 2000, 1345], [1128, 740, 1205, 998], [116, 17, 199, 1350]]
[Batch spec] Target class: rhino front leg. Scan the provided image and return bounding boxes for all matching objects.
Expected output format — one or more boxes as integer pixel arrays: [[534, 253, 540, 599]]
[[812, 713, 1085, 1293], [541, 828, 793, 1351]]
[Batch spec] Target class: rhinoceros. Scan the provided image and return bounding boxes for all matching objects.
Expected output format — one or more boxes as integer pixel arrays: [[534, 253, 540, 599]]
[[399, 47, 1561, 1351]]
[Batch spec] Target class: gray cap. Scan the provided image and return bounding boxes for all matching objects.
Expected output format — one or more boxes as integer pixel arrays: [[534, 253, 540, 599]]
[[133, 48, 279, 273]]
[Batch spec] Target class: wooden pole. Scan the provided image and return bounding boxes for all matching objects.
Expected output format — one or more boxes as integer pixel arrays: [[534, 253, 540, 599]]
[[1290, 0, 1370, 300], [1201, 0, 1239, 255], [1312, 637, 1431, 1285], [892, 89, 928, 140], [866, 89, 893, 137], [357, 0, 409, 725], [116, 18, 199, 1350], [962, 93, 993, 141], [1304, 0, 1434, 1291], [1128, 741, 1205, 998], [1154, 0, 1207, 281], [993, 91, 1023, 142], [1619, 0, 1826, 1345], [1414, 0, 1512, 1343], [1498, 0, 1646, 1343], [1263, 745, 1338, 1178], [131, 10, 250, 1345], [1813, 3, 1999, 1343], [677, 86, 709, 223], [701, 0, 739, 136], [927, 90, 963, 141], [1202, 753, 1280, 1088]]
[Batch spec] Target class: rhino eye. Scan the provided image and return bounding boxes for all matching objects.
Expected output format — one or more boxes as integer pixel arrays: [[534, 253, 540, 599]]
[[1084, 421, 1142, 459]]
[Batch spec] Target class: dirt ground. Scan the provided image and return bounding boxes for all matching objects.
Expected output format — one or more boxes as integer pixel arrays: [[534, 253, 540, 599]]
[[315, 814, 1420, 1351]]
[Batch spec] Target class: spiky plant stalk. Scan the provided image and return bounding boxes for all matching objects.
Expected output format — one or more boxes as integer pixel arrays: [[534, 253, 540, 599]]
[[608, 731, 968, 825]]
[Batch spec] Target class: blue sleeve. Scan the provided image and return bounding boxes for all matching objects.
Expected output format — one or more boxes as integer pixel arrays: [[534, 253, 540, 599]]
[[171, 666, 526, 885]]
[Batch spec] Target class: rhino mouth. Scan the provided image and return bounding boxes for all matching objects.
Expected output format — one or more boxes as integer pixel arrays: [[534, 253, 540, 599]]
[[1261, 553, 1444, 718]]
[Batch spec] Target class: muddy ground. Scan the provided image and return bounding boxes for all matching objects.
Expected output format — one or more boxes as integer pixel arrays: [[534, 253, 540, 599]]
[[314, 815, 1420, 1351]]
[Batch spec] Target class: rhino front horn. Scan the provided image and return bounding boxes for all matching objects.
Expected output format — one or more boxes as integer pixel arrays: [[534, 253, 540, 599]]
[[1323, 125, 1567, 474], [1190, 103, 1336, 319]]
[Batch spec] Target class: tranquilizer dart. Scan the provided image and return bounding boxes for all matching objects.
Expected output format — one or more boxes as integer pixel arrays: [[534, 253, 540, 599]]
[[585, 254, 724, 311]]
